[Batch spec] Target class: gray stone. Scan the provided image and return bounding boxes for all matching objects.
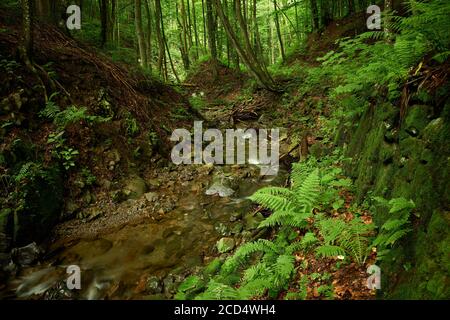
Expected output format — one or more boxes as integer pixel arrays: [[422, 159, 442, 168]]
[[205, 182, 235, 198], [216, 237, 235, 253], [124, 176, 148, 199], [12, 242, 41, 266], [244, 212, 265, 230], [144, 192, 158, 202], [146, 276, 163, 294]]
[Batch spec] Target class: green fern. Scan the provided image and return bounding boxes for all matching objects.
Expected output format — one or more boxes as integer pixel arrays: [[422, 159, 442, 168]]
[[372, 197, 415, 260], [249, 168, 320, 229], [315, 216, 374, 265]]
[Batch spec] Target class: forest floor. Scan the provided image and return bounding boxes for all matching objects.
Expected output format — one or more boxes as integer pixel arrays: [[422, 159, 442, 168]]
[[1, 8, 376, 300]]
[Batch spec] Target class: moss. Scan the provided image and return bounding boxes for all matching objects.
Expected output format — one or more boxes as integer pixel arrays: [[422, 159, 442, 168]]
[[400, 105, 433, 140], [344, 101, 450, 299], [203, 258, 223, 277], [13, 165, 64, 246], [388, 210, 449, 299]]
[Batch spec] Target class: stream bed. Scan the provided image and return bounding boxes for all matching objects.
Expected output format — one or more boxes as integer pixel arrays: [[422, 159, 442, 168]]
[[1, 164, 288, 300]]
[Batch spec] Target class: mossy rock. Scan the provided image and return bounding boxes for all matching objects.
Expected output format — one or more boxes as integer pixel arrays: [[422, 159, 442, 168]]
[[401, 105, 433, 140], [13, 165, 64, 246], [216, 237, 235, 253], [387, 210, 450, 299]]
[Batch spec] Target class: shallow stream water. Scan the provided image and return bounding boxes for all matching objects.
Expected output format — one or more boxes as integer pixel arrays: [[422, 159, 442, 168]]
[[3, 165, 288, 299]]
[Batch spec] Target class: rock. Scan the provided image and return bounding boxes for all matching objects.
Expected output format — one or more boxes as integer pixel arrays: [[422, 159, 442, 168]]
[[205, 182, 234, 198], [63, 200, 80, 219], [147, 178, 161, 190], [198, 163, 214, 175], [309, 143, 325, 158], [12, 242, 41, 266], [214, 222, 230, 236], [83, 190, 93, 205], [146, 276, 163, 294], [111, 190, 127, 203], [216, 237, 235, 253], [244, 212, 265, 231], [205, 170, 240, 198], [229, 211, 242, 222], [87, 208, 102, 222], [100, 179, 112, 190], [0, 209, 13, 255], [144, 192, 158, 202], [231, 223, 243, 234], [12, 165, 63, 247], [124, 176, 148, 199], [163, 274, 184, 296]]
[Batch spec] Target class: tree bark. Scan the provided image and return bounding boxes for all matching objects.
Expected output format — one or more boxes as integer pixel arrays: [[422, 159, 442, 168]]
[[99, 0, 108, 47], [206, 0, 219, 78], [135, 0, 148, 68], [213, 0, 277, 91], [154, 0, 166, 77]]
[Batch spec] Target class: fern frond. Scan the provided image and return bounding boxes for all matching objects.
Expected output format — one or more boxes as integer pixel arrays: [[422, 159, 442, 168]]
[[300, 232, 318, 248], [258, 210, 295, 228], [195, 280, 239, 300], [316, 245, 346, 258], [249, 189, 293, 212]]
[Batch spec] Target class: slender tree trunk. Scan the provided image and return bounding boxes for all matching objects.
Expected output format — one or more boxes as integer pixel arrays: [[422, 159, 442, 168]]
[[206, 0, 218, 78], [135, 0, 148, 68], [201, 0, 207, 51], [273, 0, 285, 62], [20, 0, 33, 61], [111, 0, 117, 46], [310, 0, 319, 32], [180, 0, 191, 70], [144, 0, 153, 72], [154, 0, 166, 77], [213, 0, 277, 91], [192, 0, 200, 59], [348, 0, 355, 15], [99, 0, 108, 47]]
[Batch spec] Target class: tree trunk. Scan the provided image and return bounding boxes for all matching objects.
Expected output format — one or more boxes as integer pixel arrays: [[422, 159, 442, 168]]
[[273, 0, 285, 62], [135, 0, 148, 68], [20, 0, 33, 61], [213, 0, 277, 91], [154, 0, 166, 77], [192, 0, 200, 59], [310, 0, 319, 32], [144, 0, 153, 72], [99, 0, 108, 47], [206, 0, 219, 78]]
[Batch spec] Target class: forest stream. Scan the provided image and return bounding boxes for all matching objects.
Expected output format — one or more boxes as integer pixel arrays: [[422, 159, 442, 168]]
[[2, 104, 290, 299]]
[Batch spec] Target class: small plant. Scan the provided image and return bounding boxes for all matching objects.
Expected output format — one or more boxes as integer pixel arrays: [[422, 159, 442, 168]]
[[81, 167, 96, 186], [249, 163, 320, 229], [59, 148, 79, 170], [47, 131, 79, 171], [124, 112, 140, 137], [189, 95, 206, 111], [39, 92, 60, 119], [372, 197, 415, 260], [40, 98, 109, 129], [315, 215, 374, 266]]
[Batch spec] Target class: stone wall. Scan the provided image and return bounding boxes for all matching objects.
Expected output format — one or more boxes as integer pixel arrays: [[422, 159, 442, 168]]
[[343, 100, 449, 299]]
